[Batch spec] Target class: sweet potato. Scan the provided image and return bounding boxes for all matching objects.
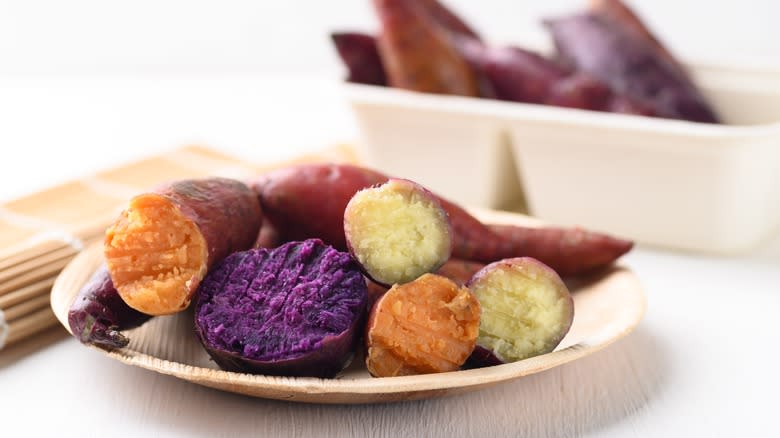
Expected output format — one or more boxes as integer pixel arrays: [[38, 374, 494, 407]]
[[372, 0, 480, 96], [252, 164, 632, 277], [460, 41, 569, 104], [588, 0, 683, 73], [544, 13, 719, 123], [67, 265, 151, 349], [104, 178, 263, 316], [330, 32, 388, 86], [365, 273, 480, 377], [466, 257, 574, 366], [251, 164, 386, 251], [195, 239, 367, 378], [344, 179, 452, 286], [253, 218, 283, 249]]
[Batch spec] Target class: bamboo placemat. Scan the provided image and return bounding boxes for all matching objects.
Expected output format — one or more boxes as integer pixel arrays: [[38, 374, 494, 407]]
[[0, 145, 359, 351]]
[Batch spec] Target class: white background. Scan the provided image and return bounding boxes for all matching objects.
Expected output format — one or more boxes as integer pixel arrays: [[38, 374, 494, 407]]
[[1, 2, 780, 437]]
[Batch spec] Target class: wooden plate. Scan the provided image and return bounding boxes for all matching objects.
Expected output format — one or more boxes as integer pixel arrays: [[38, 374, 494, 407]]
[[50, 210, 645, 404]]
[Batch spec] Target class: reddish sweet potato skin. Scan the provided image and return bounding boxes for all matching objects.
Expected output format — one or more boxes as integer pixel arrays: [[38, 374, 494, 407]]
[[331, 32, 388, 86], [156, 178, 263, 269], [372, 0, 480, 96], [67, 265, 151, 349], [460, 41, 569, 104], [253, 218, 283, 249], [544, 13, 719, 123], [544, 72, 612, 110], [251, 165, 386, 251], [487, 224, 633, 277], [252, 164, 632, 277]]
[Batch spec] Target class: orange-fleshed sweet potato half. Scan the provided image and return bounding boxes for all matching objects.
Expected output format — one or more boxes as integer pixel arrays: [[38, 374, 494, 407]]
[[104, 178, 262, 316], [365, 273, 480, 377]]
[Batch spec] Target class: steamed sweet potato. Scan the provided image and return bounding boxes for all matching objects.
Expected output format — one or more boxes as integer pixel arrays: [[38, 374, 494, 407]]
[[466, 257, 574, 367], [344, 179, 452, 286], [460, 40, 569, 103], [252, 164, 632, 277], [544, 13, 719, 123], [331, 32, 387, 86], [104, 178, 263, 315], [365, 273, 480, 377], [372, 0, 480, 96], [67, 265, 151, 349], [194, 239, 367, 378]]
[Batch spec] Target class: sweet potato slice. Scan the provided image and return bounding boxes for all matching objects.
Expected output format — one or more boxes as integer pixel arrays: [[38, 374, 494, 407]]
[[467, 257, 574, 366], [365, 274, 480, 377], [104, 178, 262, 315], [344, 179, 452, 286]]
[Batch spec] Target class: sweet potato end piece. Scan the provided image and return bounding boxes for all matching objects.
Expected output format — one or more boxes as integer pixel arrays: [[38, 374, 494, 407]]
[[470, 259, 574, 363], [104, 194, 208, 315], [345, 180, 451, 286]]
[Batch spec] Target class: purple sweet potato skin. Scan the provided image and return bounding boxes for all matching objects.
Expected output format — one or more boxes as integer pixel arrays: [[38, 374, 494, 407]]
[[545, 72, 613, 110], [194, 239, 368, 378], [465, 257, 574, 367], [156, 178, 264, 270], [331, 32, 388, 86], [544, 13, 719, 123], [67, 265, 151, 349], [252, 164, 633, 277]]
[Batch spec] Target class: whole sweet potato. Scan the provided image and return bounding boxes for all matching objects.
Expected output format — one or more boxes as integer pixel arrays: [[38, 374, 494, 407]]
[[544, 13, 719, 123], [252, 164, 632, 277], [372, 0, 480, 96]]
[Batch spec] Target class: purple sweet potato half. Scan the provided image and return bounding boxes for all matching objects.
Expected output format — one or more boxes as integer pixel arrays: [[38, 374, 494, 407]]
[[194, 239, 368, 378], [68, 265, 151, 350]]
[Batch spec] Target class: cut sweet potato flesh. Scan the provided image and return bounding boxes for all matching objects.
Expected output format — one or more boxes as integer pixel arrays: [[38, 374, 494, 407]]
[[345, 180, 451, 286], [366, 274, 480, 376], [471, 266, 572, 362], [104, 194, 208, 316]]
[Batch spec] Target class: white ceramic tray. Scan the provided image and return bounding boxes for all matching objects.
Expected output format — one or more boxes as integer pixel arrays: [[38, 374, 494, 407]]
[[345, 62, 780, 254]]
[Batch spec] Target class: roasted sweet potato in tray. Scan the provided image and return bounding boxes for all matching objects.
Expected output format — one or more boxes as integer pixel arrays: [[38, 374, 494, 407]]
[[331, 0, 719, 123]]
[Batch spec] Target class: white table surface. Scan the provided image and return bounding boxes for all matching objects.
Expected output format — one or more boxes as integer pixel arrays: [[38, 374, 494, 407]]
[[1, 75, 779, 438]]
